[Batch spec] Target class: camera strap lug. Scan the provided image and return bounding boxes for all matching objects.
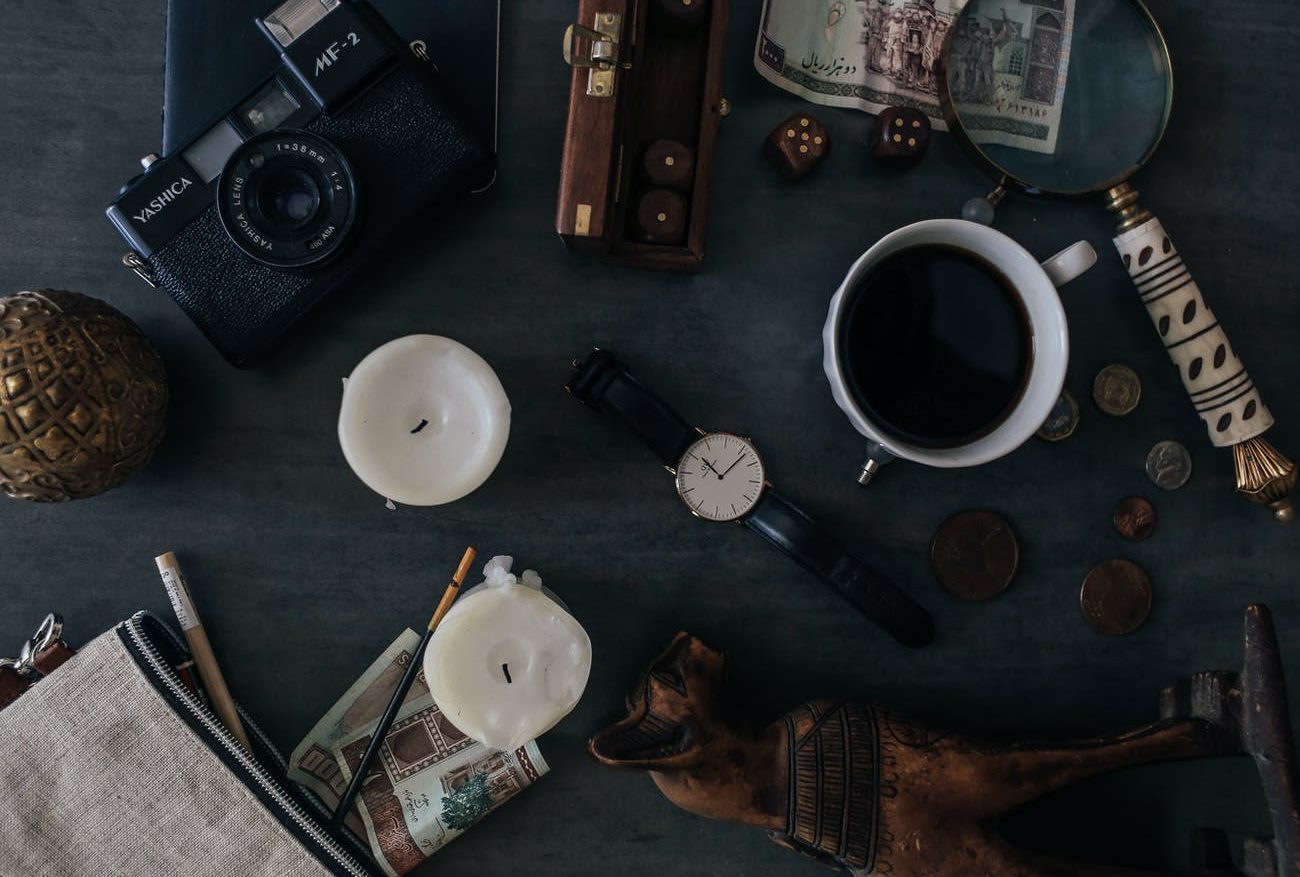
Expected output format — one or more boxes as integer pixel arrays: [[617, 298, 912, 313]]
[[562, 13, 628, 99], [122, 252, 157, 289]]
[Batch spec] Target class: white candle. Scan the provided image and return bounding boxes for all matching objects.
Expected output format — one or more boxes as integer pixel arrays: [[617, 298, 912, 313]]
[[338, 335, 510, 506], [424, 556, 592, 751]]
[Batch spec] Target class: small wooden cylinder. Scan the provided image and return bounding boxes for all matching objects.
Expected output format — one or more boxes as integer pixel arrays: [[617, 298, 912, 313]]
[[643, 139, 696, 190], [636, 189, 688, 245]]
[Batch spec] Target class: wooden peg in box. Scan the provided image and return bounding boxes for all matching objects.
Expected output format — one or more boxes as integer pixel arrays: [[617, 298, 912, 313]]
[[555, 0, 728, 272]]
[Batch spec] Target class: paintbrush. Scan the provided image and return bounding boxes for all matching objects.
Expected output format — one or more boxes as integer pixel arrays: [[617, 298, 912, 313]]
[[332, 546, 476, 827]]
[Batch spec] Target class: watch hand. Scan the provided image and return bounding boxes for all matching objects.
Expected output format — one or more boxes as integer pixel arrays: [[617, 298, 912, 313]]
[[701, 458, 722, 478], [720, 456, 744, 478]]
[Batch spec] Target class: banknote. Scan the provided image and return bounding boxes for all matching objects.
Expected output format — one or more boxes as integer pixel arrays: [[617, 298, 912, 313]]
[[333, 710, 547, 876], [288, 630, 548, 877], [754, 0, 1075, 154], [288, 629, 430, 839], [754, 0, 969, 129], [946, 0, 1075, 154]]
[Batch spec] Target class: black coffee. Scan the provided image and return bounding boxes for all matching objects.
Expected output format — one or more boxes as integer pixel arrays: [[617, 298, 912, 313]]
[[839, 245, 1030, 448]]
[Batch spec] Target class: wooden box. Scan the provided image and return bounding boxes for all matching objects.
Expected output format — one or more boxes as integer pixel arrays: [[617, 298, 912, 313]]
[[555, 0, 728, 272]]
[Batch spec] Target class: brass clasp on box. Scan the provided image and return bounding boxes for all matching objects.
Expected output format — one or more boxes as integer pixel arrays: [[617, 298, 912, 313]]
[[563, 13, 626, 98]]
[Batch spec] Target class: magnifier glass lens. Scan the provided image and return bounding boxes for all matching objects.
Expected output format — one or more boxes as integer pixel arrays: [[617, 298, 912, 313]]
[[945, 0, 1171, 194]]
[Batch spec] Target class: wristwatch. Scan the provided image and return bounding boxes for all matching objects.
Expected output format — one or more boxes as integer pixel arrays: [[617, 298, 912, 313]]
[[565, 349, 934, 648]]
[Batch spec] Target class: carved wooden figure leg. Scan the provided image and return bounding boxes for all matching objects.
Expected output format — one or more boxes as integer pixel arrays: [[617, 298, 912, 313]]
[[867, 711, 1222, 876], [953, 719, 1224, 820]]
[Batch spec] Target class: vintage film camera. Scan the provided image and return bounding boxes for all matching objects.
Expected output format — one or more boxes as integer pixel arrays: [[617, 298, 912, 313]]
[[107, 0, 489, 367]]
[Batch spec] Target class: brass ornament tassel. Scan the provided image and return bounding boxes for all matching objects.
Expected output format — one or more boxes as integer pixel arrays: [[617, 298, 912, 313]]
[[1233, 437, 1297, 522]]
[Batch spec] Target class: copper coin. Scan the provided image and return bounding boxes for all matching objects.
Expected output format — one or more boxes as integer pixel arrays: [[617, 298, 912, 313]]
[[930, 510, 1020, 601], [1080, 558, 1152, 635], [1037, 389, 1080, 441], [1113, 496, 1156, 541], [1093, 364, 1142, 416]]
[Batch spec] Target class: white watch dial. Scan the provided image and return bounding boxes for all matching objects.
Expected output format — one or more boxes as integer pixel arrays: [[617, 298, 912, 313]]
[[674, 433, 766, 522]]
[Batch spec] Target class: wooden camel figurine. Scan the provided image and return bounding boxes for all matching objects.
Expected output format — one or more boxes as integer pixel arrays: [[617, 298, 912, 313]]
[[589, 605, 1298, 876]]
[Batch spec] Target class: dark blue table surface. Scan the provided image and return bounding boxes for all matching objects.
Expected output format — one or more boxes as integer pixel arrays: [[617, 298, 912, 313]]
[[0, 1, 1296, 873]]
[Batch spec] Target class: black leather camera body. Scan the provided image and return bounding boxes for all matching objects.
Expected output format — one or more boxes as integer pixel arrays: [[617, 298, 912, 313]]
[[107, 0, 489, 367]]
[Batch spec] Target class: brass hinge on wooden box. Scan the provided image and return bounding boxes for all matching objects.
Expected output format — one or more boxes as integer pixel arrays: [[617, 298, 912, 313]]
[[562, 13, 627, 98]]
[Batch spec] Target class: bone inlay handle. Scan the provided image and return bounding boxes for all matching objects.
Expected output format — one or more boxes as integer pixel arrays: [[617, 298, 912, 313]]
[[1114, 217, 1273, 447]]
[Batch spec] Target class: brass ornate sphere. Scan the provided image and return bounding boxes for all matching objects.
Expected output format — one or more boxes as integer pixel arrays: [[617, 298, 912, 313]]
[[0, 290, 168, 501]]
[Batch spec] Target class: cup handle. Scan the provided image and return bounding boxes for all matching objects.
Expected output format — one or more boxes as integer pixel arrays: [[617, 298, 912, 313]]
[[1040, 240, 1097, 287]]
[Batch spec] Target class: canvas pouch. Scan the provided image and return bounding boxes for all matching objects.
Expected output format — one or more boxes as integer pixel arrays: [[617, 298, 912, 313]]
[[0, 612, 383, 877]]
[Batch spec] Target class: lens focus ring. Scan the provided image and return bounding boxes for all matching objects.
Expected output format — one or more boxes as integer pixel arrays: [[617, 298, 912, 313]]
[[217, 129, 357, 269]]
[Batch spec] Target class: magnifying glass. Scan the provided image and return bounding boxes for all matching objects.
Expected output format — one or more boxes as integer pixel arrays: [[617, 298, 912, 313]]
[[938, 0, 1295, 521]]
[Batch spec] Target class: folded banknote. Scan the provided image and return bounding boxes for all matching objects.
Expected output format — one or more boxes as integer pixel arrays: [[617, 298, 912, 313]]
[[288, 630, 548, 876], [754, 0, 1075, 154]]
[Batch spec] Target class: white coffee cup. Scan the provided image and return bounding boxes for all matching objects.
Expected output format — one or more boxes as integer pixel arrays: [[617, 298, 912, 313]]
[[822, 219, 1096, 484]]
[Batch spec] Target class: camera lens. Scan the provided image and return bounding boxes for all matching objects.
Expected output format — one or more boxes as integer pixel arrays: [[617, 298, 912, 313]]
[[257, 166, 321, 229], [217, 130, 357, 269]]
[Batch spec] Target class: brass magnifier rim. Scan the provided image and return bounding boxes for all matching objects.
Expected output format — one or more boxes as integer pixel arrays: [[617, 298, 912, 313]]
[[936, 0, 1174, 199]]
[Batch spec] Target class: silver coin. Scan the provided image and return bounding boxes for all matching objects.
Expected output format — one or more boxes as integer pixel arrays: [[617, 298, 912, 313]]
[[1093, 364, 1142, 416], [1145, 440, 1193, 490], [1037, 389, 1080, 442]]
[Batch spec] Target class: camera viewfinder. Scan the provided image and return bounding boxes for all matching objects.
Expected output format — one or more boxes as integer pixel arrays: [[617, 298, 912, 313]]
[[239, 80, 301, 136]]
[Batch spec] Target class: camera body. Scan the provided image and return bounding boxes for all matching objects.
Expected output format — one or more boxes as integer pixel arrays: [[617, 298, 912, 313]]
[[107, 0, 489, 367]]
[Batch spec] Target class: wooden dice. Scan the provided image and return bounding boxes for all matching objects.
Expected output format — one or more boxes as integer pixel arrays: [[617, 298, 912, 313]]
[[636, 189, 688, 245], [764, 114, 830, 180], [633, 141, 693, 245], [643, 139, 695, 190], [870, 106, 930, 167]]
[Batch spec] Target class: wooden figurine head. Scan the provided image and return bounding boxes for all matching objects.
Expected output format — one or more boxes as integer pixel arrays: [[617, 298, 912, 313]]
[[588, 632, 881, 869], [588, 633, 782, 823]]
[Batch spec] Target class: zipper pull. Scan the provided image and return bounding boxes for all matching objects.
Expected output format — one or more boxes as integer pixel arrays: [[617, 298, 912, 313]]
[[122, 251, 157, 288]]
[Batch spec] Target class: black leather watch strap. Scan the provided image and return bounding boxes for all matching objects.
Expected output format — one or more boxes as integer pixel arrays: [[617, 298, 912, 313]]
[[566, 349, 700, 468], [568, 349, 933, 647], [744, 490, 934, 648]]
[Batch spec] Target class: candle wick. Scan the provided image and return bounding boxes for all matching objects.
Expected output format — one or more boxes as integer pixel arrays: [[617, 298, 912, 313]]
[[502, 663, 512, 684], [410, 418, 430, 434]]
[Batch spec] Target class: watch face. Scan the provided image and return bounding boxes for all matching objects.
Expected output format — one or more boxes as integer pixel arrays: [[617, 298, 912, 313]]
[[674, 433, 766, 522]]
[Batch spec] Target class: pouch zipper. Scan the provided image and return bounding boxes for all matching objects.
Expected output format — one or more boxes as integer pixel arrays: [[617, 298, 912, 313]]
[[119, 613, 376, 877]]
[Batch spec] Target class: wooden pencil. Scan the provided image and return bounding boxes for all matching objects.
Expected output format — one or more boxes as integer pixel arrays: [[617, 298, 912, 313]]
[[155, 551, 251, 750]]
